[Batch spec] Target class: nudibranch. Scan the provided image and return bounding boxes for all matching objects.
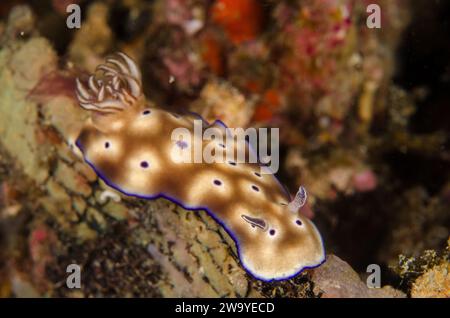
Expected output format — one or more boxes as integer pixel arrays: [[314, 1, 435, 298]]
[[74, 52, 325, 281]]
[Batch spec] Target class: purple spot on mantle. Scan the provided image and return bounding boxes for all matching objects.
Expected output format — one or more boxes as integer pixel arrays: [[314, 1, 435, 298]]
[[140, 161, 149, 168], [142, 110, 151, 115], [269, 229, 276, 236], [296, 220, 302, 226], [176, 140, 188, 149], [252, 185, 260, 192], [105, 142, 110, 149], [213, 179, 222, 186]]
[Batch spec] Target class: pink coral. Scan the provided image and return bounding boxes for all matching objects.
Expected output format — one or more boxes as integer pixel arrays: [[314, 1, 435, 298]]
[[353, 170, 378, 192]]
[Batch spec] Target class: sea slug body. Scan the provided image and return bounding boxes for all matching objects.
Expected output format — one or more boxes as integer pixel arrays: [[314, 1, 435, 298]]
[[74, 52, 325, 281]]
